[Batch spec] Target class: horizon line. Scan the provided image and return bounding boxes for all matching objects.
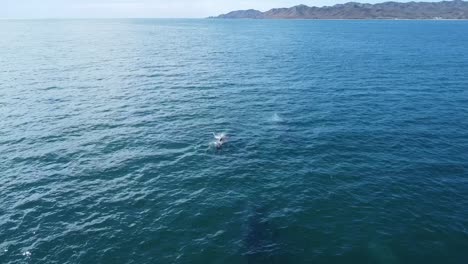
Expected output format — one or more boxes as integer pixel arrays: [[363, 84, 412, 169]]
[[2, 18, 468, 21], [2, 0, 463, 20]]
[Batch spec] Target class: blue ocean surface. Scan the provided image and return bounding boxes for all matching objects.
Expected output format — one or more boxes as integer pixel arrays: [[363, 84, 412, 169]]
[[1, 19, 468, 264]]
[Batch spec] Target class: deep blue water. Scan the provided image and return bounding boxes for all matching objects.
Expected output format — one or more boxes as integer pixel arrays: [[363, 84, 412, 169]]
[[1, 19, 468, 264]]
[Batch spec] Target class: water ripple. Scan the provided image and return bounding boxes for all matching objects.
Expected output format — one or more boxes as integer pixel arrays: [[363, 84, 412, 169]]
[[1, 19, 468, 264]]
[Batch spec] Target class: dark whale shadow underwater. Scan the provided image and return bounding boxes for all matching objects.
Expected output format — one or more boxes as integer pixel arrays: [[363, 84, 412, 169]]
[[243, 206, 288, 264]]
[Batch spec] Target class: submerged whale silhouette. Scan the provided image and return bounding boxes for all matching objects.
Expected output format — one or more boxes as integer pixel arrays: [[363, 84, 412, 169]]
[[244, 206, 283, 264]]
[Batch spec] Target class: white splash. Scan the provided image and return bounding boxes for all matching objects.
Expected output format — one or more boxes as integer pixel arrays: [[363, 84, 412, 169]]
[[271, 113, 283, 122], [22, 251, 31, 257]]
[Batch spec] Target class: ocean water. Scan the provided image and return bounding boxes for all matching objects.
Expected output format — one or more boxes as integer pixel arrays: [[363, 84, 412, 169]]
[[1, 19, 468, 264]]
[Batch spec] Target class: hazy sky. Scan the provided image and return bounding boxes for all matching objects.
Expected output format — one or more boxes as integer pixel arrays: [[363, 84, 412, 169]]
[[2, 0, 437, 19]]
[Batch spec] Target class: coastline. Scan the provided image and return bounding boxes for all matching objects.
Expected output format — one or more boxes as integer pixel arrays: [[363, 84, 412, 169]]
[[207, 18, 468, 21], [213, 0, 468, 20]]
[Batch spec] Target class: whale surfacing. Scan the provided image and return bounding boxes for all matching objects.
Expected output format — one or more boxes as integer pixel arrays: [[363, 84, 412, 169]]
[[213, 132, 228, 149]]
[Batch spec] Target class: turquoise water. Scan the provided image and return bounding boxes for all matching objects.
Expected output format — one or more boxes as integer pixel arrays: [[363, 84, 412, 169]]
[[1, 19, 468, 264]]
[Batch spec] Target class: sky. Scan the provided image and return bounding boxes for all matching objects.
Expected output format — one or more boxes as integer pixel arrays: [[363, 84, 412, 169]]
[[1, 0, 438, 19]]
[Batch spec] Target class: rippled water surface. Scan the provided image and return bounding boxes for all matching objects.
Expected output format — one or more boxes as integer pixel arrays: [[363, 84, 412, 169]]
[[1, 19, 468, 264]]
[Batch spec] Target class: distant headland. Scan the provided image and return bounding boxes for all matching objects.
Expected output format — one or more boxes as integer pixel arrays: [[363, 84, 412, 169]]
[[210, 0, 468, 19]]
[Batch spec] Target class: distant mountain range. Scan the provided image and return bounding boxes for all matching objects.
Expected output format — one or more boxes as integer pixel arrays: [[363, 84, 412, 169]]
[[211, 0, 468, 19]]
